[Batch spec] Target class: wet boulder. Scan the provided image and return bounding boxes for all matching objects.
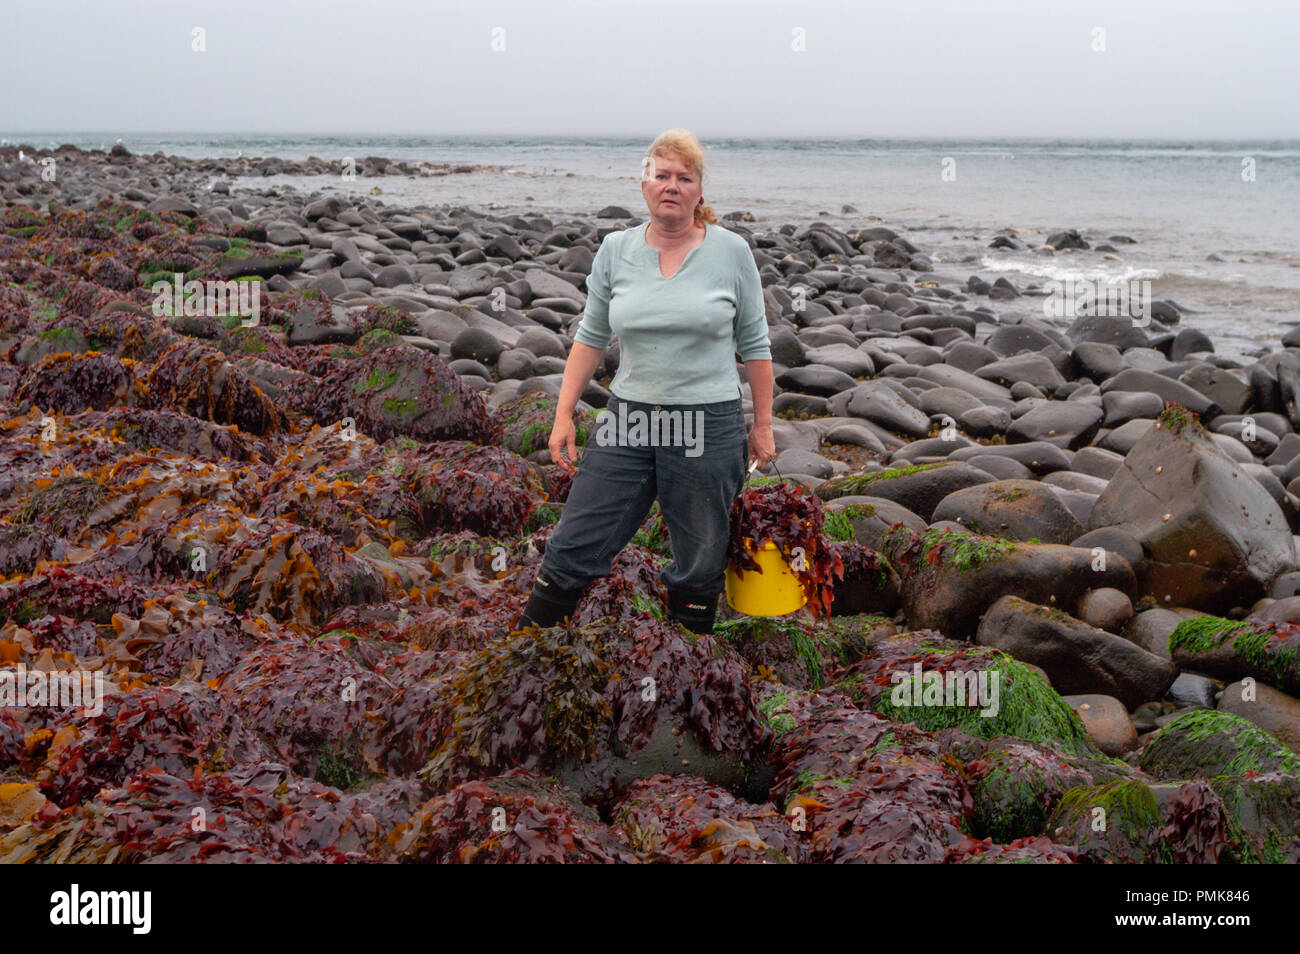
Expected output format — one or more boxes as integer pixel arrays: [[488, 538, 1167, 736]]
[[931, 479, 1084, 544], [418, 617, 772, 807], [1088, 407, 1296, 611], [1138, 710, 1299, 780], [142, 340, 289, 436], [881, 526, 1136, 641], [13, 351, 134, 414], [976, 596, 1177, 709], [815, 461, 994, 522], [1167, 614, 1300, 696], [1218, 680, 1300, 752], [1006, 401, 1104, 449], [311, 346, 500, 445]]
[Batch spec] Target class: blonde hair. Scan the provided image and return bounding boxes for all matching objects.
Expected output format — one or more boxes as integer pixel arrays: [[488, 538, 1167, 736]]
[[645, 129, 718, 227]]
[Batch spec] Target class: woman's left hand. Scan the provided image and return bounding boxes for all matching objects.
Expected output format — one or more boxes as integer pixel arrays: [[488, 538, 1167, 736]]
[[748, 421, 775, 470]]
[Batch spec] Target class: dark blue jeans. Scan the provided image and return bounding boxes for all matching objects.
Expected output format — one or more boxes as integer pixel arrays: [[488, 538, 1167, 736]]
[[538, 393, 750, 600]]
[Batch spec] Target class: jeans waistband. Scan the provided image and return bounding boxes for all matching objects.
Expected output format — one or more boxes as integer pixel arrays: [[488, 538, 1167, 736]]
[[609, 394, 742, 412]]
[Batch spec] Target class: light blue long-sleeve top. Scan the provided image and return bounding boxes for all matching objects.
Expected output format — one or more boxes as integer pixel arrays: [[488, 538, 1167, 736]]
[[572, 220, 772, 404]]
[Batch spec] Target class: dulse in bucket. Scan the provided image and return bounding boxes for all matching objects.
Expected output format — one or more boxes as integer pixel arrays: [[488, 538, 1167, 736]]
[[727, 478, 844, 619]]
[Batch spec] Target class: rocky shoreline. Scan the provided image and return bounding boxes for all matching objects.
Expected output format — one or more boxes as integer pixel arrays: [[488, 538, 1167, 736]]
[[0, 142, 1297, 863]]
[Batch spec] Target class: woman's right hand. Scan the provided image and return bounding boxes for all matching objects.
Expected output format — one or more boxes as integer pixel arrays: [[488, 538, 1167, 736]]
[[549, 416, 580, 473]]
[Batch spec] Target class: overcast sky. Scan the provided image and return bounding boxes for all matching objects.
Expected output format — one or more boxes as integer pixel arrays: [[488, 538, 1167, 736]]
[[2, 0, 1296, 139]]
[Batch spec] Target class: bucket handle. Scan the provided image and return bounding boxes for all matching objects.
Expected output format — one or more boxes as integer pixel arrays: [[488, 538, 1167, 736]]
[[737, 456, 790, 551]]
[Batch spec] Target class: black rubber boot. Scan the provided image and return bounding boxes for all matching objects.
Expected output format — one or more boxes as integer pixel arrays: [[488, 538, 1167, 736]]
[[514, 575, 588, 630], [665, 588, 719, 635]]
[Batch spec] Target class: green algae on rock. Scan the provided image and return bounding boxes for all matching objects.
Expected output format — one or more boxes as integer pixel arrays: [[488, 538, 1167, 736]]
[[1046, 779, 1162, 863], [1138, 709, 1300, 780], [835, 630, 1099, 756], [1168, 613, 1300, 695]]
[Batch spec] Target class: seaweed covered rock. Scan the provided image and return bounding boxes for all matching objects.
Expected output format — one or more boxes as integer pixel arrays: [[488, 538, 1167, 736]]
[[833, 629, 1100, 755], [882, 525, 1136, 641], [496, 390, 596, 458], [4, 474, 110, 540], [392, 770, 638, 864], [0, 565, 181, 628], [72, 406, 266, 461], [0, 762, 423, 863], [13, 351, 135, 414], [419, 616, 771, 804], [256, 471, 408, 550], [9, 325, 91, 366], [1168, 614, 1300, 696], [1088, 406, 1296, 612], [209, 520, 388, 628], [769, 706, 972, 863], [1138, 710, 1300, 780], [1046, 779, 1163, 863], [1049, 777, 1238, 863], [411, 441, 547, 537], [216, 635, 397, 787], [963, 736, 1144, 843], [29, 685, 269, 808], [716, 616, 859, 691], [946, 836, 1078, 863], [107, 592, 264, 681], [1209, 773, 1300, 863], [310, 346, 500, 445], [141, 340, 289, 436], [611, 773, 807, 863]]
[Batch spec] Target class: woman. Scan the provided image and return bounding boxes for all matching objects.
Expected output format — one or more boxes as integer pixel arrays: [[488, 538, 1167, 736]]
[[514, 129, 775, 636]]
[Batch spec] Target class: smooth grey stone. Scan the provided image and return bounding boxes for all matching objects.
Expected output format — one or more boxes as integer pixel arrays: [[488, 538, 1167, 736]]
[[1099, 418, 1155, 454], [1007, 401, 1104, 449], [776, 365, 859, 397], [949, 440, 1073, 474], [804, 343, 875, 377], [1072, 446, 1125, 480], [1072, 341, 1125, 381], [1179, 364, 1251, 415], [917, 386, 984, 419], [1167, 672, 1218, 709], [958, 405, 1011, 438], [1103, 390, 1164, 427], [962, 454, 1034, 480], [915, 364, 1012, 402], [1042, 470, 1110, 495]]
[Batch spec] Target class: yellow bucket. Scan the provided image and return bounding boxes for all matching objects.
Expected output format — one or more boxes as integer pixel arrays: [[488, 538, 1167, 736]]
[[725, 538, 808, 616]]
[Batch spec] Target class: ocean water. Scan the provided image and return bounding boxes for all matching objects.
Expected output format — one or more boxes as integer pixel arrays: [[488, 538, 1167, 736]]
[[7, 133, 1298, 355]]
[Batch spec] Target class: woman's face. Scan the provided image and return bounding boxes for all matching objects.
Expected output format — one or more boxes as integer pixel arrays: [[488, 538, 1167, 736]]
[[640, 153, 701, 230]]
